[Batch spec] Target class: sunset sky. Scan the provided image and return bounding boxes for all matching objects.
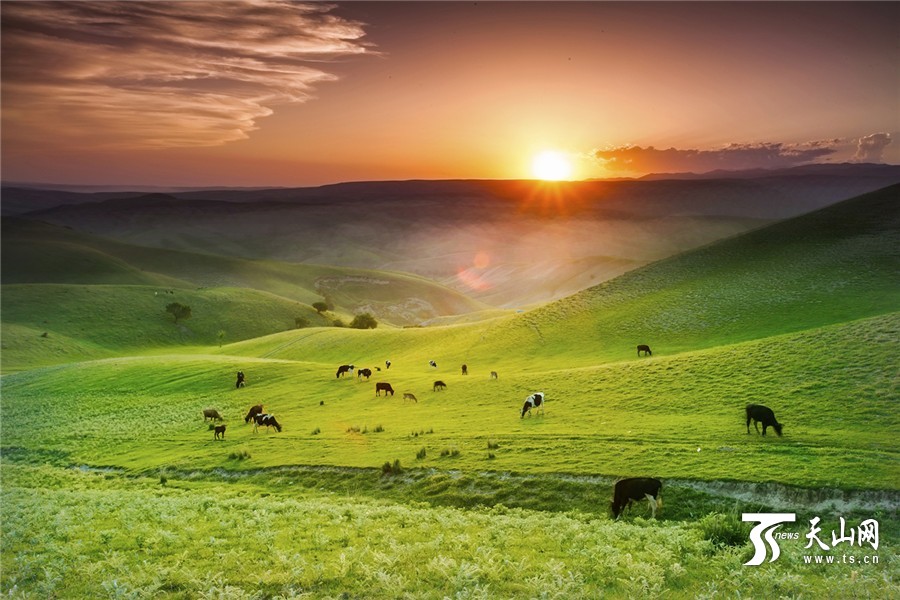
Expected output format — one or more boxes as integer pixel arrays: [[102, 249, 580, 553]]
[[2, 1, 897, 187]]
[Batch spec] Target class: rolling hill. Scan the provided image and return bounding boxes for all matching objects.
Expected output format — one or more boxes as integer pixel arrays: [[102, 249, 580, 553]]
[[232, 184, 900, 371], [9, 165, 898, 307], [1, 218, 489, 333]]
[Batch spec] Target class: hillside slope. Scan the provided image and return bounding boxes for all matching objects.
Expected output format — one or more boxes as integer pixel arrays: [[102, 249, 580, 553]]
[[473, 183, 900, 365], [1, 218, 489, 327], [225, 184, 899, 371]]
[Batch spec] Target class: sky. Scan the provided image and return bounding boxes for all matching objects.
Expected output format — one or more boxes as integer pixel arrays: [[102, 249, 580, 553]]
[[2, 1, 898, 187]]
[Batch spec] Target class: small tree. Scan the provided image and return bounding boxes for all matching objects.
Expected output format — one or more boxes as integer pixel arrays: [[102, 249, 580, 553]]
[[166, 302, 192, 324], [350, 313, 378, 329], [312, 301, 328, 314], [217, 330, 226, 347], [332, 319, 345, 328], [295, 316, 310, 329]]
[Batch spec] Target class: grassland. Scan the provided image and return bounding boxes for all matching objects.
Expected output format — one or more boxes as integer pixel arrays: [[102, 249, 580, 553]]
[[2, 185, 898, 597]]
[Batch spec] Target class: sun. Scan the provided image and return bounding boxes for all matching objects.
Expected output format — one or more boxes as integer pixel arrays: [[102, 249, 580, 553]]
[[531, 150, 573, 181]]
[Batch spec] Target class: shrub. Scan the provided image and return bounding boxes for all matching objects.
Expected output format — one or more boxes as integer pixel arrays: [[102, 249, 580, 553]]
[[332, 319, 345, 328], [228, 450, 251, 461], [311, 427, 321, 436], [440, 447, 460, 458], [382, 459, 402, 476], [373, 424, 384, 433], [165, 302, 191, 324], [697, 512, 751, 548], [416, 447, 427, 460], [295, 317, 310, 329], [487, 440, 500, 450], [350, 313, 378, 329]]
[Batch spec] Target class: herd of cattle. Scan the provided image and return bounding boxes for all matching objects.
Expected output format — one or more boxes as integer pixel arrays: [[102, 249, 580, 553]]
[[199, 346, 786, 520]]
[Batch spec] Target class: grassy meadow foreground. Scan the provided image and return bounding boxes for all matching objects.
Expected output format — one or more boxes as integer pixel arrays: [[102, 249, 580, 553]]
[[2, 185, 899, 597]]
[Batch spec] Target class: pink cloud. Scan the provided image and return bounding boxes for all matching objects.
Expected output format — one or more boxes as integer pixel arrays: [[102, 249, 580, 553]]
[[1, 1, 372, 148], [853, 133, 892, 163], [594, 141, 840, 175]]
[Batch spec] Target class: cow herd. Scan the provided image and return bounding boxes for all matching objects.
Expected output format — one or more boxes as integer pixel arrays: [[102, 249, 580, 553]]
[[199, 352, 786, 521]]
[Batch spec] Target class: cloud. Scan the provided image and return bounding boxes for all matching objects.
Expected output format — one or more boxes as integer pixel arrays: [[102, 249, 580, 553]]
[[1, 1, 372, 148], [853, 133, 892, 163], [593, 141, 840, 175]]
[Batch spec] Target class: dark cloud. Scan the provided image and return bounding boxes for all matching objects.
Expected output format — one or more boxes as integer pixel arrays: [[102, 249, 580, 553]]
[[1, 1, 372, 148], [853, 133, 892, 163], [593, 141, 840, 175]]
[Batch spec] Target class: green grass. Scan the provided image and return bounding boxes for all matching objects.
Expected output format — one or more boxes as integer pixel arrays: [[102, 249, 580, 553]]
[[2, 463, 896, 599], [2, 314, 897, 490], [0, 284, 331, 370]]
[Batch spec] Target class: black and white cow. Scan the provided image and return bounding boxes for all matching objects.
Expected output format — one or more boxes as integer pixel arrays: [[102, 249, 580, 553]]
[[745, 404, 783, 436], [611, 477, 663, 519], [520, 392, 545, 418], [429, 360, 438, 369], [252, 413, 282, 433], [336, 364, 355, 378], [357, 368, 373, 381]]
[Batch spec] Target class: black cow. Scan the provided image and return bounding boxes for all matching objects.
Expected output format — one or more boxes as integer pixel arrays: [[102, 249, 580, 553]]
[[244, 404, 264, 424], [461, 364, 468, 375], [357, 368, 373, 381], [211, 424, 226, 440], [520, 392, 545, 418], [611, 477, 663, 519], [236, 371, 245, 388], [202, 408, 223, 421], [637, 345, 652, 357], [253, 413, 282, 433], [375, 382, 395, 396], [746, 404, 783, 436], [433, 380, 447, 392], [336, 364, 355, 378]]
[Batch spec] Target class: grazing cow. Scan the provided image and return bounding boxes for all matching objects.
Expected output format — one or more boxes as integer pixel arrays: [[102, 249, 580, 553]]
[[461, 364, 468, 375], [490, 371, 498, 380], [637, 345, 652, 357], [212, 424, 226, 440], [403, 392, 418, 403], [429, 360, 437, 368], [520, 392, 545, 418], [433, 380, 447, 392], [746, 404, 783, 436], [236, 371, 245, 388], [375, 382, 395, 396], [385, 360, 392, 370], [336, 364, 355, 378], [202, 408, 223, 421], [357, 368, 373, 381], [244, 404, 264, 424], [611, 477, 663, 519], [252, 413, 282, 433]]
